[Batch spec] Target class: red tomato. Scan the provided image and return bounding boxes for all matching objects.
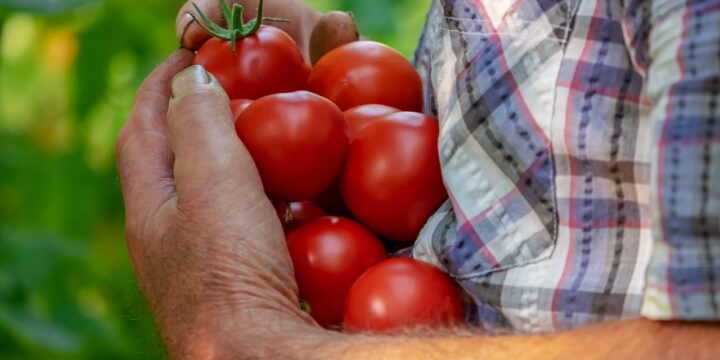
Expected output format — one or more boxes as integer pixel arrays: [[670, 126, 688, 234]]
[[194, 26, 310, 100], [274, 201, 327, 233], [343, 104, 399, 140], [308, 41, 423, 111], [341, 112, 447, 242], [230, 99, 252, 123], [236, 91, 349, 201], [287, 216, 387, 328], [343, 258, 464, 332]]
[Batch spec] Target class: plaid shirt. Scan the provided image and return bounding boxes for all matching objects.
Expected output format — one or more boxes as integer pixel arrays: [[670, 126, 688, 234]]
[[412, 0, 720, 333]]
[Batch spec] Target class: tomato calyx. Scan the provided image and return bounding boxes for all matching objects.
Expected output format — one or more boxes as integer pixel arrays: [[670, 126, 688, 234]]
[[283, 204, 293, 223], [189, 0, 290, 51], [300, 298, 312, 314]]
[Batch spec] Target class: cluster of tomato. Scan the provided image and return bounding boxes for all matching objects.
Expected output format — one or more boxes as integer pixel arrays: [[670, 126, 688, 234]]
[[191, 0, 464, 332]]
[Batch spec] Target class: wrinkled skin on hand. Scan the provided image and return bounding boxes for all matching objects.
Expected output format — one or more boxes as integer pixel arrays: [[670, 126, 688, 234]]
[[116, 51, 316, 358], [116, 1, 368, 357]]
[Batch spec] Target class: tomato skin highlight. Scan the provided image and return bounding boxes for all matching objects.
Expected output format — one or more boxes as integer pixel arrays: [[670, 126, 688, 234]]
[[341, 112, 447, 242], [236, 91, 349, 201], [287, 216, 387, 328], [308, 41, 423, 112], [343, 104, 399, 140], [194, 26, 310, 100], [274, 201, 327, 233], [343, 257, 464, 332], [230, 99, 253, 123]]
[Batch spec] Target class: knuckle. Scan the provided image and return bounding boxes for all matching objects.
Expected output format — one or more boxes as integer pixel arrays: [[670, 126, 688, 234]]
[[115, 125, 132, 159]]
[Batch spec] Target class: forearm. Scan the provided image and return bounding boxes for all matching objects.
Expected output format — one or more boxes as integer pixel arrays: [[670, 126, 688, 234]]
[[171, 310, 338, 359], [318, 319, 719, 359], [543, 319, 720, 359], [153, 245, 720, 359]]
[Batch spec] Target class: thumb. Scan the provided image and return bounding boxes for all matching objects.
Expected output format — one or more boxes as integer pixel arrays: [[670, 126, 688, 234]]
[[166, 65, 263, 200]]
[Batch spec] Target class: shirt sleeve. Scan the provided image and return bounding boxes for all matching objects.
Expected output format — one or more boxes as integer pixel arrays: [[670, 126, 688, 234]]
[[412, 5, 439, 117], [622, 0, 720, 320]]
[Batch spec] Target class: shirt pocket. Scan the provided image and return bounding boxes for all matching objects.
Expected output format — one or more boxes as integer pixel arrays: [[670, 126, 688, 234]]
[[418, 0, 576, 279]]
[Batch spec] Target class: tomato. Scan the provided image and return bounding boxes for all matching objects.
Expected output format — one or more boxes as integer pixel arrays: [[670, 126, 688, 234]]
[[230, 99, 252, 123], [315, 104, 401, 215], [340, 112, 447, 242], [308, 41, 423, 112], [235, 91, 348, 201], [194, 26, 309, 100], [274, 201, 327, 233], [343, 104, 399, 140], [343, 258, 464, 332], [287, 216, 387, 328]]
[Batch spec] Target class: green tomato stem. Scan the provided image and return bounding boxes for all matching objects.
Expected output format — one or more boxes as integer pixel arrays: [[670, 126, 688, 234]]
[[187, 0, 291, 52]]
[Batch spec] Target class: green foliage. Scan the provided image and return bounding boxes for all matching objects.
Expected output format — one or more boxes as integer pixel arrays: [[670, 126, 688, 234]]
[[0, 0, 100, 14], [0, 0, 429, 358]]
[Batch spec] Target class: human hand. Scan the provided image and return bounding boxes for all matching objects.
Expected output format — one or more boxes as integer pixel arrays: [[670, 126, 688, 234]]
[[116, 50, 326, 358]]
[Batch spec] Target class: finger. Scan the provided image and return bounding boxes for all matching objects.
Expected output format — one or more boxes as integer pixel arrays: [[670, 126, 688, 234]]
[[124, 49, 195, 134], [116, 49, 194, 230], [309, 11, 359, 65], [166, 65, 264, 200], [176, 0, 224, 50], [177, 0, 270, 50]]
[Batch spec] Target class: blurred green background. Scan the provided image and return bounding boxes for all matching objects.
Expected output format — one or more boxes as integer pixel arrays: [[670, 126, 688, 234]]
[[0, 0, 429, 358]]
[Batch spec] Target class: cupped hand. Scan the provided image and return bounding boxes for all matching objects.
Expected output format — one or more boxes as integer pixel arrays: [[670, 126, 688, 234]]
[[116, 50, 318, 358]]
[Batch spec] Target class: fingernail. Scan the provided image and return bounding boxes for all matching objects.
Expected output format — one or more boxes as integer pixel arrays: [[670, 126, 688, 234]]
[[177, 12, 194, 44], [171, 65, 212, 99], [170, 65, 228, 109]]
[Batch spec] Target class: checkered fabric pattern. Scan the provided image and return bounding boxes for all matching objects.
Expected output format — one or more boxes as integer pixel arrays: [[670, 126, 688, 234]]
[[411, 0, 720, 333]]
